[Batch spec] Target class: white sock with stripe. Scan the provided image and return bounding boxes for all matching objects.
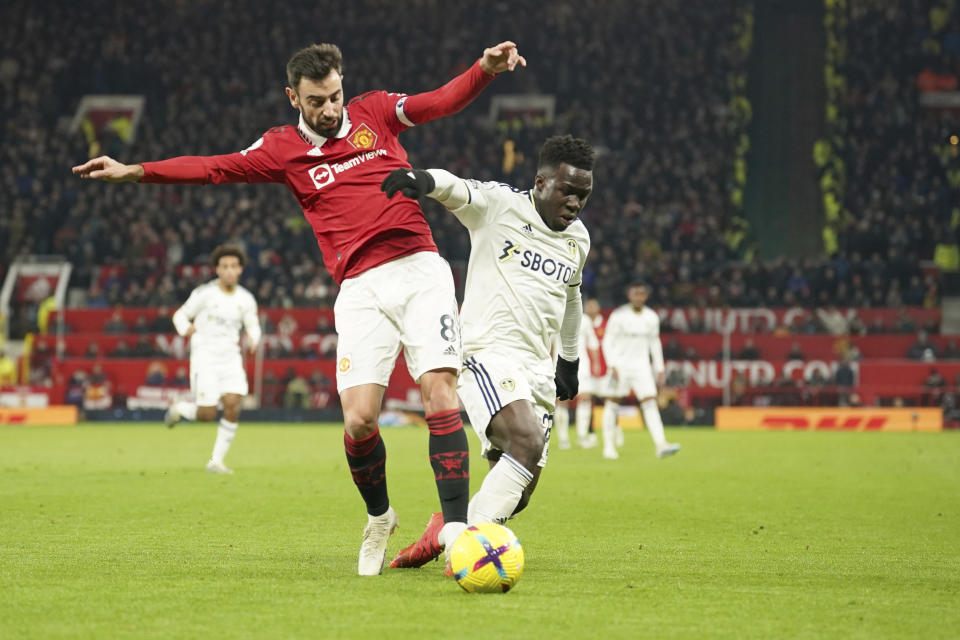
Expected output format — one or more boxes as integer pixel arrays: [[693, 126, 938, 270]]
[[174, 401, 197, 421], [467, 453, 534, 525], [640, 398, 667, 449], [211, 419, 238, 464]]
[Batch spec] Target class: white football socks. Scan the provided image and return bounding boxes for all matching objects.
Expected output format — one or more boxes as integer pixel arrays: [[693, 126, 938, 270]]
[[554, 405, 570, 447], [211, 418, 237, 463], [640, 398, 667, 449], [575, 398, 593, 440], [467, 453, 534, 525], [174, 401, 198, 421], [602, 399, 620, 454]]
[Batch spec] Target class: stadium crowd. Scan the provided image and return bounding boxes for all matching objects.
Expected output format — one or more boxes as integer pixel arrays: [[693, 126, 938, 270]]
[[3, 1, 954, 316], [4, 0, 753, 312]]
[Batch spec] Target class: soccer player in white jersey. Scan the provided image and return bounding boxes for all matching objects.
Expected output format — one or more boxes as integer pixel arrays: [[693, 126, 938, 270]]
[[600, 281, 680, 460], [381, 135, 593, 570], [164, 245, 261, 474], [574, 298, 605, 448]]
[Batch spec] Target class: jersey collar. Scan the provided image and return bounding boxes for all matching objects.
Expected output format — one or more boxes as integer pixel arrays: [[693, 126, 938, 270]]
[[297, 108, 352, 147]]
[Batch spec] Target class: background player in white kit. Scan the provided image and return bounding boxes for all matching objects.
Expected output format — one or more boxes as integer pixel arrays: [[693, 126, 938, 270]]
[[382, 135, 593, 568], [164, 245, 261, 474], [574, 298, 605, 448], [600, 281, 680, 460], [555, 297, 603, 449]]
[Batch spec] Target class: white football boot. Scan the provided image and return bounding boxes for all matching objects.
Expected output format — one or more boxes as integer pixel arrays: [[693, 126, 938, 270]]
[[205, 459, 233, 474], [164, 404, 181, 428], [656, 443, 682, 459], [358, 507, 399, 576]]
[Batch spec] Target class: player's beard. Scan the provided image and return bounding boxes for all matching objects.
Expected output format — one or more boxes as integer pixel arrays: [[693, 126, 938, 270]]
[[310, 112, 341, 138]]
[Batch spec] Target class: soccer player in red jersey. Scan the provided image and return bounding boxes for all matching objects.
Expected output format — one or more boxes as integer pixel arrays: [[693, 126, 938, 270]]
[[73, 41, 526, 576]]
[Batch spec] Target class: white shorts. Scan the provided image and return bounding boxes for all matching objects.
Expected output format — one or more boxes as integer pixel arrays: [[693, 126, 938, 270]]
[[334, 251, 461, 391], [602, 367, 657, 400], [191, 356, 248, 407], [458, 350, 555, 467], [577, 359, 604, 396]]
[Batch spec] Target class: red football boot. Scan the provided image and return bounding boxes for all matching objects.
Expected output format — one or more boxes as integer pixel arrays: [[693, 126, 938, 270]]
[[389, 512, 444, 568]]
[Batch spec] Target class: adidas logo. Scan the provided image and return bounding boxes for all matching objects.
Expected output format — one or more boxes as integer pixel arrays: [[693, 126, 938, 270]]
[[520, 223, 534, 236], [443, 345, 458, 356], [307, 147, 323, 156]]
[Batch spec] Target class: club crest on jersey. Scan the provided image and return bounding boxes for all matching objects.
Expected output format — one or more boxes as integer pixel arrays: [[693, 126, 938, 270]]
[[347, 123, 378, 150], [499, 378, 516, 392], [338, 355, 352, 373], [566, 239, 579, 260]]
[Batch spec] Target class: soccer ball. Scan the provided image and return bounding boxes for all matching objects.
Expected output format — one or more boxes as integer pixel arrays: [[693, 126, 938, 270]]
[[448, 522, 525, 593]]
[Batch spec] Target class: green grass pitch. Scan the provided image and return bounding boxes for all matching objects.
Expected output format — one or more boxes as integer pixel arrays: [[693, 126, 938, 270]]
[[1, 424, 958, 639]]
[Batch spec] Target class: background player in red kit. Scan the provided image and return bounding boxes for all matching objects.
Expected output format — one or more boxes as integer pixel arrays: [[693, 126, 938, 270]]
[[73, 40, 526, 576]]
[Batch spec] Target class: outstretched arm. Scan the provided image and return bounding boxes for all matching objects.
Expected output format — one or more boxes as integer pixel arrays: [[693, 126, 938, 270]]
[[401, 41, 526, 125], [72, 156, 144, 182], [73, 134, 284, 185]]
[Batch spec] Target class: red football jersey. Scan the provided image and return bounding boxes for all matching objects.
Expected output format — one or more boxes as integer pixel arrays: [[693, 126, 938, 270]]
[[141, 62, 494, 283]]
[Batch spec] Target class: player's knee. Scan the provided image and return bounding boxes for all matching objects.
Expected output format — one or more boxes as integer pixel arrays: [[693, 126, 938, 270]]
[[343, 407, 379, 438], [196, 406, 217, 422], [420, 369, 458, 413]]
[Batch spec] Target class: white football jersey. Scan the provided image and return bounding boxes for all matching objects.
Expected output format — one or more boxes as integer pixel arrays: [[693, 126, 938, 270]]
[[172, 280, 261, 359], [436, 175, 590, 374], [602, 304, 664, 375]]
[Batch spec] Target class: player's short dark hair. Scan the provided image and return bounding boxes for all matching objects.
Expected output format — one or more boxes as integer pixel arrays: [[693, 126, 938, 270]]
[[627, 278, 650, 290], [287, 43, 343, 90], [211, 245, 246, 268], [538, 135, 595, 172]]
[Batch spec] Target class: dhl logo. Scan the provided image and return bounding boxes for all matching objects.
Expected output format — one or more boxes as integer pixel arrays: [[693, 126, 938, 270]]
[[0, 407, 78, 425], [715, 407, 941, 432], [760, 415, 887, 430]]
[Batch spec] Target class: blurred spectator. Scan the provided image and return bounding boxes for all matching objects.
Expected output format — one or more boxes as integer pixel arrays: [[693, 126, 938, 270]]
[[133, 315, 150, 334], [907, 331, 938, 361], [683, 346, 700, 360], [835, 358, 856, 387], [665, 368, 687, 387], [169, 366, 190, 387], [144, 361, 167, 386], [737, 339, 761, 360], [103, 310, 129, 334], [893, 310, 917, 334], [83, 364, 112, 410], [663, 338, 683, 360], [150, 308, 175, 333], [786, 342, 806, 362], [84, 342, 101, 359], [925, 367, 947, 404], [132, 336, 158, 358], [0, 349, 16, 385], [65, 371, 87, 407], [283, 367, 309, 409], [941, 340, 960, 360], [110, 340, 132, 358]]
